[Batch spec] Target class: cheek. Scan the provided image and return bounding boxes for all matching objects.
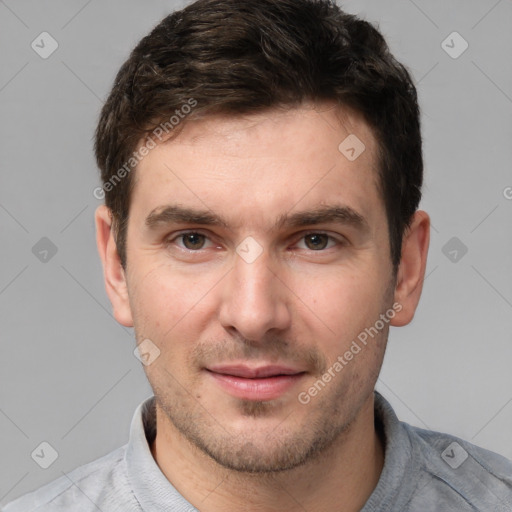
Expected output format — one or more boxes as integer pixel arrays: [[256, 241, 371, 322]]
[[129, 263, 220, 349], [291, 265, 385, 337], [129, 264, 188, 335], [130, 267, 209, 384]]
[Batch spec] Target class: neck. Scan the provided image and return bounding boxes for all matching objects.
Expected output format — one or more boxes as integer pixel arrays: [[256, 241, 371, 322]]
[[150, 394, 384, 512]]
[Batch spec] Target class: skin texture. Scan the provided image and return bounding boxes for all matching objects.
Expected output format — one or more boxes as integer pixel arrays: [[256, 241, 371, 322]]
[[95, 102, 430, 512]]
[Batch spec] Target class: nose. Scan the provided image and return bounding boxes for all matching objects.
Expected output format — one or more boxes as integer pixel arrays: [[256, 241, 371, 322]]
[[218, 247, 292, 342]]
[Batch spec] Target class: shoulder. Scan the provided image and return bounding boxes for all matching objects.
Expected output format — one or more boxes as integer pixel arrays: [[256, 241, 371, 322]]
[[2, 444, 140, 512], [404, 422, 512, 511]]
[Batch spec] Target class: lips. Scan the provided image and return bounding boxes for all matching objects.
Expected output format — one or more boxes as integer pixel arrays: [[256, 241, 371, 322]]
[[205, 364, 306, 401], [207, 364, 303, 378]]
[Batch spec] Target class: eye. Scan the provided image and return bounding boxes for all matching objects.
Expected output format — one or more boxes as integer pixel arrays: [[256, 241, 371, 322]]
[[167, 231, 215, 251], [165, 231, 345, 253], [295, 232, 341, 251]]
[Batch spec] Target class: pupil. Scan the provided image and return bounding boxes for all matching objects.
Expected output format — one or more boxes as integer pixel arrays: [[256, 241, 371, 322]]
[[184, 233, 204, 249], [307, 234, 327, 250]]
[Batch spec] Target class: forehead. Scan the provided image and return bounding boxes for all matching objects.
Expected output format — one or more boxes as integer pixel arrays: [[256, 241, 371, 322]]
[[130, 103, 383, 231]]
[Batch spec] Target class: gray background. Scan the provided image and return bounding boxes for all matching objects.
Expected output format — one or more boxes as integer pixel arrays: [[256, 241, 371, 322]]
[[1, 0, 511, 504]]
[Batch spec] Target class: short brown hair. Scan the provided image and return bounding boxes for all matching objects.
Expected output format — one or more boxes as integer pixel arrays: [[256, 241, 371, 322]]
[[94, 0, 423, 272]]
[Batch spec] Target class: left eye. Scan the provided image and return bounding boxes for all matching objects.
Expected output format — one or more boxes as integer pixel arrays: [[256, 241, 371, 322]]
[[296, 233, 338, 251]]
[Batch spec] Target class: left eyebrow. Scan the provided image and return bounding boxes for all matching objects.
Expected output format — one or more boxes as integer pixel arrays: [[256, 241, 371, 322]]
[[144, 203, 370, 233], [278, 204, 369, 232]]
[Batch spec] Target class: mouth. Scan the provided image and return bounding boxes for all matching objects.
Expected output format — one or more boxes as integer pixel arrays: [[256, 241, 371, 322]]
[[205, 364, 307, 401]]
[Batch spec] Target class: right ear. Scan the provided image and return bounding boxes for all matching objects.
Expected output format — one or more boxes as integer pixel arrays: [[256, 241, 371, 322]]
[[95, 205, 134, 327]]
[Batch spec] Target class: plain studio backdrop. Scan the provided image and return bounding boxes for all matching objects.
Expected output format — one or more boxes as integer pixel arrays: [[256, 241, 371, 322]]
[[1, 0, 511, 504]]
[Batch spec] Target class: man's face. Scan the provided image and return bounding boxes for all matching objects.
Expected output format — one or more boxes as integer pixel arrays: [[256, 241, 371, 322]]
[[122, 104, 396, 472]]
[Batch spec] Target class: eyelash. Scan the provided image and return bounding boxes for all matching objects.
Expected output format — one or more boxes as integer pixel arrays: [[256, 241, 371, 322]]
[[165, 230, 345, 253]]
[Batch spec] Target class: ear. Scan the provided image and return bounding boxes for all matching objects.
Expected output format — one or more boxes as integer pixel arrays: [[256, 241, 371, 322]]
[[95, 205, 134, 327], [390, 210, 430, 327]]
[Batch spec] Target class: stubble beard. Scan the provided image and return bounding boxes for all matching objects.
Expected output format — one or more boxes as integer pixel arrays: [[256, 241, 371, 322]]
[[150, 363, 373, 475], [146, 278, 395, 475]]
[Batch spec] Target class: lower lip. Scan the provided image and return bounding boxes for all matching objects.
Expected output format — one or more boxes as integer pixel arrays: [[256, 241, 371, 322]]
[[207, 371, 305, 401]]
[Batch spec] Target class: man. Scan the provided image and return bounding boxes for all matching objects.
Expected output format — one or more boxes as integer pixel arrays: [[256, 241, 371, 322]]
[[4, 0, 511, 510]]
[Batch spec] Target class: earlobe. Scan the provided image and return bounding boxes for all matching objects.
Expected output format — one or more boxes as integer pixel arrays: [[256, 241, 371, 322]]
[[390, 210, 430, 327], [95, 205, 134, 327]]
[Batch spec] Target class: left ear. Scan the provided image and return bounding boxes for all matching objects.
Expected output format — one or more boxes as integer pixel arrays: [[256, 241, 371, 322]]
[[390, 210, 430, 327]]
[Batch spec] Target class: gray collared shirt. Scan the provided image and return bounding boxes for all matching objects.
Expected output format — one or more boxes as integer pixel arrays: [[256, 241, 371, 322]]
[[3, 392, 512, 511]]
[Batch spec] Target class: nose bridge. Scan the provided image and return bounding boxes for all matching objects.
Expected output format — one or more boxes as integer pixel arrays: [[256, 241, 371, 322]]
[[218, 245, 290, 339], [235, 249, 275, 299]]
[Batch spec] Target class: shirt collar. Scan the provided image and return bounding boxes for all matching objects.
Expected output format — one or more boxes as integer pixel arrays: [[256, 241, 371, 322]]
[[125, 396, 198, 511], [361, 390, 419, 511], [125, 392, 416, 511]]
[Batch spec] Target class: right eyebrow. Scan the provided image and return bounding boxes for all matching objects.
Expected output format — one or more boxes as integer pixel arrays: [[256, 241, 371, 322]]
[[145, 205, 230, 230]]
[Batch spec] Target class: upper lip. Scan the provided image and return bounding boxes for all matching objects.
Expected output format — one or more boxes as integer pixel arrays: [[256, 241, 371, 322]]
[[206, 364, 305, 379]]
